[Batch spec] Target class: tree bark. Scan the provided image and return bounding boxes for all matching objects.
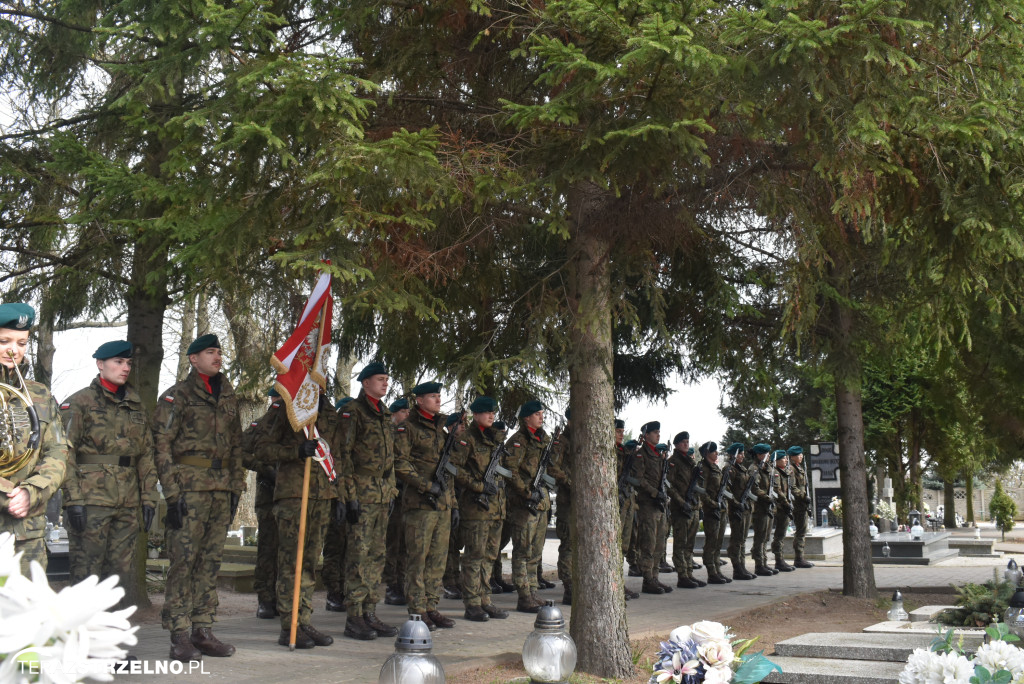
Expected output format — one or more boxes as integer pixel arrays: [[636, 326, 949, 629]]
[[965, 472, 975, 525], [176, 293, 196, 382], [34, 314, 55, 388], [944, 480, 956, 528], [565, 183, 632, 678]]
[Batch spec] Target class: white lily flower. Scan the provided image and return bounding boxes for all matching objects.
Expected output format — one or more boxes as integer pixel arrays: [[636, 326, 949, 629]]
[[691, 621, 732, 645]]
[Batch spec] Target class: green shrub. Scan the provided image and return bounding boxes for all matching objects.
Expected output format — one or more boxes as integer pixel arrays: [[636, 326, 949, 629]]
[[990, 481, 1018, 541], [940, 571, 1016, 627]]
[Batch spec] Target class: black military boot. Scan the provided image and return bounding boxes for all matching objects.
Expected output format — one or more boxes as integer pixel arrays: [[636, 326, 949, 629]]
[[384, 585, 407, 606], [690, 561, 703, 570], [365, 612, 399, 636], [774, 555, 796, 572], [278, 627, 315, 649], [628, 564, 643, 577], [732, 562, 756, 580], [562, 586, 572, 605], [482, 603, 509, 619], [464, 605, 489, 622], [676, 575, 699, 589], [659, 558, 675, 573], [517, 594, 542, 613], [169, 631, 201, 662], [257, 601, 278, 619], [443, 584, 463, 600], [495, 577, 517, 593], [301, 624, 334, 646], [537, 568, 555, 589], [326, 591, 347, 612], [344, 616, 378, 640], [489, 577, 506, 594], [794, 557, 815, 568], [754, 563, 774, 577], [624, 586, 639, 600], [642, 578, 666, 594], [190, 627, 235, 657], [426, 610, 455, 629]]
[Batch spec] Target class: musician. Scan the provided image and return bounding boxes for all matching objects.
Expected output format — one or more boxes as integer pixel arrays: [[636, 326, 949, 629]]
[[0, 302, 69, 573]]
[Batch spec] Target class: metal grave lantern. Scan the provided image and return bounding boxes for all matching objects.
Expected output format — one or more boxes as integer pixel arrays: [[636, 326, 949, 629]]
[[378, 615, 445, 684], [887, 589, 909, 621], [909, 509, 924, 540], [1005, 587, 1024, 639], [869, 520, 878, 539], [522, 601, 577, 684], [1005, 559, 1023, 587]]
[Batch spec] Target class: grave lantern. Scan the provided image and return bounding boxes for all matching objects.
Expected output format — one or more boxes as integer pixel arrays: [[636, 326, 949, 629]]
[[522, 601, 577, 684], [869, 521, 878, 539], [1004, 588, 1024, 639], [887, 589, 908, 621], [1005, 559, 1023, 587], [882, 541, 891, 558], [378, 615, 445, 684]]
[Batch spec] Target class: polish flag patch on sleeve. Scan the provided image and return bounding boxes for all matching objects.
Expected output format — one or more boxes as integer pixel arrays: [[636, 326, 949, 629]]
[[341, 412, 351, 418], [396, 426, 406, 433], [512, 442, 521, 448], [59, 402, 71, 410], [163, 396, 174, 403]]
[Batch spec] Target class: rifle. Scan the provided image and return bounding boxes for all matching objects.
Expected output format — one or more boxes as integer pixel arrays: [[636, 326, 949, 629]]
[[475, 438, 514, 511], [784, 464, 795, 519], [616, 437, 641, 505], [766, 458, 777, 519], [736, 460, 759, 512], [656, 452, 671, 511], [681, 454, 705, 518], [715, 460, 735, 512], [526, 425, 561, 515], [424, 407, 466, 510]]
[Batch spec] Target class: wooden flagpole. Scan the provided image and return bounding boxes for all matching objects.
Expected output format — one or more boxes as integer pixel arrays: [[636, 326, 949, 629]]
[[288, 425, 314, 650]]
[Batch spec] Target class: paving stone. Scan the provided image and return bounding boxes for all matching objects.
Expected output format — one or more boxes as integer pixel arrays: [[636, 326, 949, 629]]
[[762, 656, 906, 683], [775, 631, 981, 662]]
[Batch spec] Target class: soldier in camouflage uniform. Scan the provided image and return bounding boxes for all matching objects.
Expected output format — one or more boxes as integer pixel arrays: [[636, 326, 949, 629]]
[[322, 395, 354, 612], [505, 399, 554, 613], [770, 450, 796, 572], [240, 389, 281, 619], [153, 334, 245, 662], [725, 443, 758, 581], [0, 303, 69, 574], [394, 382, 457, 631], [788, 446, 815, 568], [666, 431, 705, 589], [613, 420, 640, 600], [699, 441, 731, 585], [252, 392, 343, 649], [442, 413, 465, 600], [337, 362, 398, 641], [452, 396, 510, 622], [60, 340, 158, 588], [383, 397, 410, 606], [635, 422, 672, 594], [749, 444, 777, 576]]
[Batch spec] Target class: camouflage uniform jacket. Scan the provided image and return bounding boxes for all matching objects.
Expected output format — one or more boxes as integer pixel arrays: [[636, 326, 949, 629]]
[[550, 427, 571, 510], [791, 463, 810, 508], [616, 442, 641, 503], [751, 459, 773, 513], [504, 426, 551, 513], [453, 421, 506, 521], [666, 449, 696, 510], [395, 409, 456, 511], [727, 458, 752, 516], [60, 377, 158, 509], [773, 464, 792, 506], [241, 402, 279, 509], [0, 366, 69, 540], [252, 397, 343, 502], [699, 459, 724, 510], [337, 389, 396, 505], [152, 369, 246, 502], [635, 440, 664, 504]]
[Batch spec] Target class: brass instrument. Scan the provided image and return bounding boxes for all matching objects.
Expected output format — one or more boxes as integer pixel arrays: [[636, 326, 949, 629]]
[[0, 352, 40, 479]]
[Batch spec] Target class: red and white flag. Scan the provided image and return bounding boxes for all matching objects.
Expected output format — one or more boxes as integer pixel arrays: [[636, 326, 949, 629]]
[[272, 267, 337, 482]]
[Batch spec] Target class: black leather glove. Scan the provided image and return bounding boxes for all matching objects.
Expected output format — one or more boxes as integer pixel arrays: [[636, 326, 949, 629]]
[[427, 482, 442, 498], [333, 499, 345, 524], [66, 505, 87, 533], [346, 500, 361, 525], [451, 508, 461, 530], [482, 482, 498, 497], [142, 505, 155, 532], [166, 497, 187, 530], [742, 501, 752, 513], [230, 493, 240, 521], [528, 489, 542, 505], [298, 440, 318, 460]]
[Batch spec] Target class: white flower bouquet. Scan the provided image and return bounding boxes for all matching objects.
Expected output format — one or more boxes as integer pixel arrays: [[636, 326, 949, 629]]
[[900, 623, 1024, 684], [874, 500, 897, 521], [649, 620, 781, 683], [0, 532, 138, 683]]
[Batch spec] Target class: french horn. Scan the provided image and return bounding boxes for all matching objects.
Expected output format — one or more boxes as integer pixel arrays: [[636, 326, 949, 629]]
[[0, 353, 40, 479]]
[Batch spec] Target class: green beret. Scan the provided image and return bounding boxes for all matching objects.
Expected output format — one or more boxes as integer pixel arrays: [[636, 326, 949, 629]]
[[469, 396, 497, 414], [656, 443, 669, 452], [268, 387, 280, 397], [687, 447, 694, 455], [335, 396, 355, 410], [0, 302, 34, 331], [624, 439, 638, 450], [641, 421, 660, 434], [445, 413, 462, 428], [699, 441, 718, 456], [726, 442, 745, 456], [186, 333, 220, 356], [412, 381, 442, 396], [773, 450, 788, 461], [93, 340, 133, 360], [494, 420, 507, 431], [357, 362, 388, 381], [389, 398, 409, 412], [753, 443, 772, 454], [615, 418, 625, 429], [673, 432, 689, 446], [518, 399, 544, 418], [787, 446, 803, 456]]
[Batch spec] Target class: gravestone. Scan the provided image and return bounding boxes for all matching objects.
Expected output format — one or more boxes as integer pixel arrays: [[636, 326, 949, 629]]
[[810, 442, 842, 524]]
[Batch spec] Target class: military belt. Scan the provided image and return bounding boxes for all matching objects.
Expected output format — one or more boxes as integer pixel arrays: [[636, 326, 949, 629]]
[[176, 455, 223, 469], [77, 454, 134, 467]]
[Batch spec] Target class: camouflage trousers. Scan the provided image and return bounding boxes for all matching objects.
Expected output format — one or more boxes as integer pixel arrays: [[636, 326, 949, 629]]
[[274, 497, 330, 629], [460, 518, 501, 607], [345, 502, 389, 616], [727, 507, 753, 567], [669, 503, 697, 579], [556, 503, 572, 584], [491, 520, 512, 582], [443, 512, 461, 588], [792, 507, 810, 560], [161, 490, 231, 632], [321, 517, 347, 596], [701, 504, 725, 572], [637, 501, 667, 582], [403, 507, 450, 614], [254, 497, 279, 605], [382, 499, 405, 588], [771, 509, 791, 556], [626, 505, 641, 566], [67, 503, 139, 585], [619, 493, 636, 557], [750, 509, 773, 566], [14, 536, 47, 574], [510, 507, 547, 597]]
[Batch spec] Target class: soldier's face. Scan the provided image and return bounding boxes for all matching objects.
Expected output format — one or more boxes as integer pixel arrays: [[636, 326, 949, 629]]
[[524, 410, 543, 430], [392, 408, 410, 424], [791, 454, 803, 466], [190, 347, 222, 375], [0, 328, 29, 369], [362, 374, 388, 399], [777, 456, 789, 468], [97, 356, 132, 386], [416, 392, 441, 415], [678, 438, 689, 452], [707, 449, 719, 463], [614, 427, 624, 445], [734, 451, 745, 464], [646, 428, 660, 444], [475, 411, 495, 428]]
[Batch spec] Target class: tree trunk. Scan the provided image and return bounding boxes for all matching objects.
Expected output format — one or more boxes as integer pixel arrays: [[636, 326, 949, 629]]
[[944, 480, 956, 528], [909, 409, 923, 510], [334, 349, 358, 399], [177, 293, 196, 382], [34, 314, 55, 388], [965, 472, 975, 526], [565, 183, 632, 678]]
